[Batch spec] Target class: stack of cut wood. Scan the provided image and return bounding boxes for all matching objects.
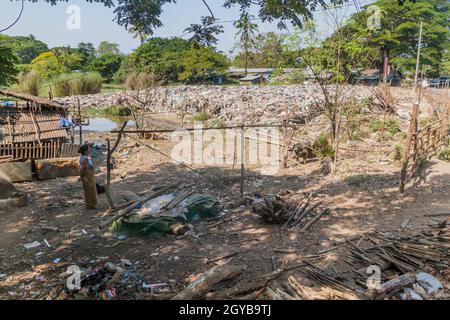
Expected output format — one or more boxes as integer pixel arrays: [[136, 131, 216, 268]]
[[251, 194, 329, 230], [251, 195, 293, 224]]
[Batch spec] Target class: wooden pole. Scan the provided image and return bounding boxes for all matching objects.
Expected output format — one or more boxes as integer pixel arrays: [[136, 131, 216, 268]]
[[413, 20, 424, 90], [105, 122, 128, 209], [399, 103, 419, 193], [240, 126, 245, 197], [77, 98, 82, 145]]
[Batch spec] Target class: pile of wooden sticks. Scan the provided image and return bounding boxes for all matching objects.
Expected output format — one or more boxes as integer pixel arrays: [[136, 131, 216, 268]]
[[251, 193, 330, 231]]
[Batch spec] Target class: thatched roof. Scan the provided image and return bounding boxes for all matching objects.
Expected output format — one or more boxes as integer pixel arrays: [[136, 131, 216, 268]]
[[0, 89, 66, 112]]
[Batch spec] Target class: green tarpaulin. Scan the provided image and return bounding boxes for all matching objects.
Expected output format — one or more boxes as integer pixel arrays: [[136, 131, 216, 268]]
[[110, 194, 221, 239]]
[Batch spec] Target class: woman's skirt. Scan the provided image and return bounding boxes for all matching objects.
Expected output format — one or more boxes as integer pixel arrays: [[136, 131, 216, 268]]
[[81, 168, 98, 209]]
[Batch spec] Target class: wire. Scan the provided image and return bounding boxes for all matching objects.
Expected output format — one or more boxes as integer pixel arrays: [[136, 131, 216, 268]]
[[0, 0, 25, 33]]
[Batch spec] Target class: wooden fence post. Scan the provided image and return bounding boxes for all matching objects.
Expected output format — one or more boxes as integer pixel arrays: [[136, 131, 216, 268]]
[[400, 103, 419, 193]]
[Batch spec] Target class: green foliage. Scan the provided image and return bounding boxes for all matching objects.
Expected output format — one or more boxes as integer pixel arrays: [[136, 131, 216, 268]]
[[14, 70, 40, 96], [369, 118, 401, 135], [88, 54, 124, 82], [0, 46, 19, 86], [438, 148, 450, 161], [51, 73, 102, 97], [113, 56, 133, 84], [313, 133, 335, 160], [86, 105, 131, 117], [178, 46, 229, 82], [342, 0, 450, 76], [77, 42, 96, 65], [31, 49, 83, 80], [192, 112, 211, 122], [97, 41, 121, 56], [0, 34, 48, 64], [130, 37, 191, 82], [184, 16, 224, 47], [233, 13, 259, 70], [130, 38, 228, 83]]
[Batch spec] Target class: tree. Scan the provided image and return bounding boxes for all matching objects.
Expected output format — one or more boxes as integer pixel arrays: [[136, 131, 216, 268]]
[[77, 42, 96, 66], [0, 46, 19, 86], [233, 32, 292, 68], [179, 45, 229, 82], [97, 41, 121, 56], [130, 37, 192, 82], [234, 13, 259, 75], [184, 16, 224, 47], [31, 49, 83, 79], [89, 54, 124, 82], [340, 0, 450, 77], [0, 34, 48, 64], [129, 26, 149, 45]]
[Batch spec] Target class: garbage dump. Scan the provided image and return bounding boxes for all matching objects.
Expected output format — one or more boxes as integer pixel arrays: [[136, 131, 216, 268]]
[[55, 85, 373, 124]]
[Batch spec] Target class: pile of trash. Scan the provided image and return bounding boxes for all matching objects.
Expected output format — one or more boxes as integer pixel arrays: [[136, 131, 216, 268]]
[[110, 191, 222, 239], [55, 85, 373, 124], [65, 260, 171, 300]]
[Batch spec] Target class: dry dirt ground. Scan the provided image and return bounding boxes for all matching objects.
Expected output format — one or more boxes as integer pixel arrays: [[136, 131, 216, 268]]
[[1, 87, 449, 300]]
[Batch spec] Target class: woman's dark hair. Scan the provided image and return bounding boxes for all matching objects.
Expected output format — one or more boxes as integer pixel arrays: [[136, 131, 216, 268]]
[[78, 144, 89, 155]]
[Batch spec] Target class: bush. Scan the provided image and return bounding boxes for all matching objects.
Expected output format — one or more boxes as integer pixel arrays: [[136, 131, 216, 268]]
[[125, 72, 160, 90], [313, 133, 335, 160], [192, 112, 211, 122], [51, 72, 102, 97], [14, 70, 40, 96], [369, 118, 401, 135], [103, 105, 132, 117]]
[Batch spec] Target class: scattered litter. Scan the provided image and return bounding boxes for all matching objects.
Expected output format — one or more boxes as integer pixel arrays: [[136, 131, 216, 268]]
[[24, 241, 42, 250], [400, 288, 423, 300], [53, 258, 61, 264], [416, 272, 443, 294], [142, 282, 169, 292], [121, 259, 132, 267], [99, 289, 116, 300], [81, 229, 88, 235], [43, 239, 51, 248], [117, 235, 127, 240], [0, 273, 6, 279]]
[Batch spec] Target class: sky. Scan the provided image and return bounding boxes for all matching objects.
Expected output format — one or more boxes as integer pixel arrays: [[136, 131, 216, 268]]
[[0, 0, 367, 55]]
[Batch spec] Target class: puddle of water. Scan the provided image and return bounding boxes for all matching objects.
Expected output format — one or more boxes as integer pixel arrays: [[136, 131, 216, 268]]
[[85, 117, 135, 132]]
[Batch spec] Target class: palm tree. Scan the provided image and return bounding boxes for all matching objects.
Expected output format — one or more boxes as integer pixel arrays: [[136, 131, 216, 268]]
[[234, 13, 258, 76], [129, 26, 149, 45]]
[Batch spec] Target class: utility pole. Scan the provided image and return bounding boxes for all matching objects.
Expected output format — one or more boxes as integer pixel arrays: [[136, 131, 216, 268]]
[[414, 20, 424, 90]]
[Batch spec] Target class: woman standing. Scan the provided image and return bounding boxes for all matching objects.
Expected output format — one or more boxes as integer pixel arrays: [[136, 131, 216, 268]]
[[79, 144, 97, 209]]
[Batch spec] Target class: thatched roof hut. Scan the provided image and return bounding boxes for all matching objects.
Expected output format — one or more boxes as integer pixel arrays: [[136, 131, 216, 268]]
[[0, 89, 75, 162]]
